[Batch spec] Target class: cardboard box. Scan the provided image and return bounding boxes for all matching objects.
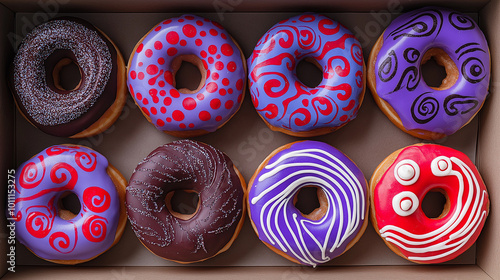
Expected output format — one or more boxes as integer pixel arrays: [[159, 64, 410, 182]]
[[0, 0, 498, 278]]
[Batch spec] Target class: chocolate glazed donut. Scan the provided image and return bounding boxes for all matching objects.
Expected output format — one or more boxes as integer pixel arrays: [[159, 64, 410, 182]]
[[126, 140, 246, 263], [11, 17, 125, 138]]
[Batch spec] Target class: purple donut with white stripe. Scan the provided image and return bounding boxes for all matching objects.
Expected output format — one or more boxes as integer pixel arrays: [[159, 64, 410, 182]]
[[128, 14, 246, 136], [248, 141, 368, 267]]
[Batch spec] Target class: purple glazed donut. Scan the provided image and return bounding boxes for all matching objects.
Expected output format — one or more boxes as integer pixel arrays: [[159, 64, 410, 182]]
[[9, 145, 127, 264], [368, 7, 490, 140], [247, 141, 368, 267], [248, 13, 366, 137], [127, 14, 246, 137]]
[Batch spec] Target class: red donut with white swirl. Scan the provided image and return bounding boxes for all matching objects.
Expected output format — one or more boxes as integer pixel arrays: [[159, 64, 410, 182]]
[[370, 144, 489, 263], [9, 145, 127, 264], [128, 14, 246, 137]]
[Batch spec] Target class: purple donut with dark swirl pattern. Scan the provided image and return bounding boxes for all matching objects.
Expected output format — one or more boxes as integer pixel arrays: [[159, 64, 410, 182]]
[[368, 7, 490, 139]]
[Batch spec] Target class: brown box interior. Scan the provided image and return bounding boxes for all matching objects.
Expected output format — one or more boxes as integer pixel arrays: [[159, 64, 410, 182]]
[[0, 0, 499, 279]]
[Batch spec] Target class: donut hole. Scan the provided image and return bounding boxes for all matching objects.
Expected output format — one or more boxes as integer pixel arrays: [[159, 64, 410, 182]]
[[293, 186, 328, 221], [421, 57, 446, 88], [421, 48, 458, 90], [422, 189, 450, 219], [58, 191, 81, 220], [165, 190, 200, 220], [52, 58, 83, 92], [171, 54, 206, 94], [296, 57, 323, 88]]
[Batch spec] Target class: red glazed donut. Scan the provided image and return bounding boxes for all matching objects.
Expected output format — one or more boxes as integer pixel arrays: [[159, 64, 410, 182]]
[[370, 144, 489, 263], [128, 15, 246, 137]]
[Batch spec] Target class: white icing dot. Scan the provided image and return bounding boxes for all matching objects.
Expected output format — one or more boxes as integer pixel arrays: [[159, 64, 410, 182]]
[[438, 160, 448, 171], [392, 191, 419, 217], [397, 164, 415, 181], [394, 160, 420, 186], [400, 199, 413, 211], [431, 156, 452, 176]]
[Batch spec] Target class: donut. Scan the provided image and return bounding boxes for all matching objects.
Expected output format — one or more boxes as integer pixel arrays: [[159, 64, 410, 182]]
[[10, 17, 127, 138], [248, 13, 365, 137], [247, 140, 368, 267], [127, 15, 246, 138], [370, 144, 490, 263], [368, 7, 490, 140], [126, 140, 246, 263], [9, 145, 127, 264]]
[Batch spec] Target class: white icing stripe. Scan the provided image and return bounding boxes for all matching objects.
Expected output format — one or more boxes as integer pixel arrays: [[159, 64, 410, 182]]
[[379, 156, 488, 261], [251, 148, 366, 266]]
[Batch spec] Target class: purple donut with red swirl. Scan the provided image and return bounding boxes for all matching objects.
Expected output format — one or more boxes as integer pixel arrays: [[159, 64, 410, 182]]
[[248, 13, 365, 137], [10, 145, 125, 264], [128, 14, 246, 137]]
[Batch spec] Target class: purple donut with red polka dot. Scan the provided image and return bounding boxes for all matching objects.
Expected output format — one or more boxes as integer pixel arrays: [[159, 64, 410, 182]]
[[128, 14, 246, 135]]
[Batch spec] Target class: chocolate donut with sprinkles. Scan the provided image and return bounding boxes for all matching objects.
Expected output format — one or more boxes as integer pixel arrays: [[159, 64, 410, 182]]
[[11, 17, 127, 138], [126, 140, 246, 263], [127, 15, 246, 137]]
